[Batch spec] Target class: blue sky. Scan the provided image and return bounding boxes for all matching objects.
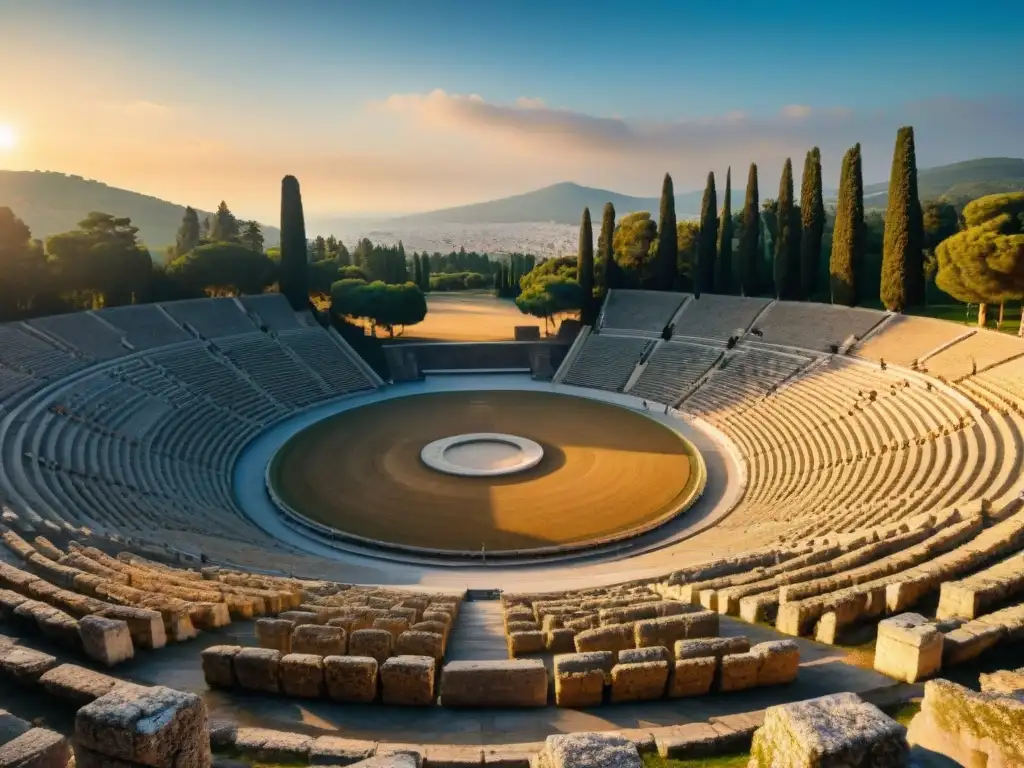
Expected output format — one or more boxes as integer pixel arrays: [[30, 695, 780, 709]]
[[1, 0, 1022, 217]]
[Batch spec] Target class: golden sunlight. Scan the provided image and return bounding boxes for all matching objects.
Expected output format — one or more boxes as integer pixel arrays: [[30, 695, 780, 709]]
[[0, 125, 17, 151]]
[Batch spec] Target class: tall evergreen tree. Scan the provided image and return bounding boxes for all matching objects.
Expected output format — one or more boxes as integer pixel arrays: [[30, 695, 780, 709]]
[[421, 251, 431, 291], [830, 144, 865, 306], [738, 163, 760, 296], [597, 202, 619, 292], [881, 126, 925, 311], [696, 172, 717, 296], [412, 252, 423, 289], [210, 201, 240, 243], [175, 206, 200, 257], [577, 207, 596, 324], [240, 220, 264, 254], [279, 175, 308, 310], [655, 173, 678, 291], [716, 167, 733, 293], [799, 147, 825, 300], [773, 159, 800, 299]]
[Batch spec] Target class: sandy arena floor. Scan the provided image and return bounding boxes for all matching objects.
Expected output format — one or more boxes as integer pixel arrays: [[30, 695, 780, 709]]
[[270, 390, 699, 553], [392, 293, 570, 342]]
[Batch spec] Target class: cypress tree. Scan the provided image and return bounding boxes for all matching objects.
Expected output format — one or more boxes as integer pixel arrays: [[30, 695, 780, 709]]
[[655, 173, 678, 291], [738, 163, 760, 296], [773, 159, 800, 299], [279, 175, 308, 310], [412, 252, 422, 289], [577, 207, 596, 324], [881, 126, 925, 311], [597, 202, 619, 292], [421, 251, 431, 291], [175, 206, 201, 257], [830, 143, 865, 306], [800, 147, 825, 300], [716, 167, 733, 293], [696, 172, 717, 296]]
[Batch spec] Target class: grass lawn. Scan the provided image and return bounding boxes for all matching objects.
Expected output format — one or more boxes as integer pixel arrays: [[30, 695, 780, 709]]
[[643, 753, 749, 767], [909, 303, 1023, 336]]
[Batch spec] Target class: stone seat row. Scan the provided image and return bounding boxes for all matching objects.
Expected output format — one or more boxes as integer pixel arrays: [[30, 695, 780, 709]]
[[203, 646, 550, 708], [257, 621, 448, 664], [553, 636, 800, 707]]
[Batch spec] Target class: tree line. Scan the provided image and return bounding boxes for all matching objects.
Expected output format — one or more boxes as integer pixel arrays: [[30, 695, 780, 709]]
[[563, 126, 1023, 328]]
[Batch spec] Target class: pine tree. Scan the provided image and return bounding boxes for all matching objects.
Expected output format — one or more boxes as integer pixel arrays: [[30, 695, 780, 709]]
[[800, 148, 825, 300], [240, 220, 264, 253], [830, 144, 865, 306], [773, 159, 800, 299], [210, 201, 240, 242], [716, 167, 733, 293], [597, 202, 618, 293], [881, 126, 925, 311], [577, 207, 596, 324], [696, 172, 717, 296], [738, 163, 760, 296], [413, 252, 423, 289], [279, 176, 308, 310], [175, 206, 200, 257], [655, 173, 678, 291]]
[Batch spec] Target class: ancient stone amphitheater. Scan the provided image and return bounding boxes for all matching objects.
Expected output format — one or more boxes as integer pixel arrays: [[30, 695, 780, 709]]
[[0, 290, 1020, 767]]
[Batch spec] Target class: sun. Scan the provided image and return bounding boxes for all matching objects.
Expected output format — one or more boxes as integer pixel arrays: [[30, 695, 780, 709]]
[[0, 125, 17, 151]]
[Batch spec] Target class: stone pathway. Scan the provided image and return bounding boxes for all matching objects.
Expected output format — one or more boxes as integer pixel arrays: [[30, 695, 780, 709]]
[[446, 601, 508, 661]]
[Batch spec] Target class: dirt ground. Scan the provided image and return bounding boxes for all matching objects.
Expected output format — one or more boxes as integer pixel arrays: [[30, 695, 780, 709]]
[[392, 293, 571, 342], [271, 390, 699, 552]]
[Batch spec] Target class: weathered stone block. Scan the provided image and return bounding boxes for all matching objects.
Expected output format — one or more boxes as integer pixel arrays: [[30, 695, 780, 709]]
[[255, 618, 294, 654], [749, 692, 908, 768], [667, 656, 716, 698], [233, 727, 312, 764], [0, 727, 69, 768], [280, 653, 326, 698], [719, 652, 760, 692], [397, 630, 444, 660], [233, 647, 280, 694], [292, 624, 346, 656], [309, 735, 377, 765], [753, 640, 800, 687], [324, 655, 378, 703], [618, 646, 669, 665], [545, 628, 576, 654], [979, 667, 1024, 695], [536, 733, 641, 768], [200, 645, 240, 689], [0, 646, 57, 683], [674, 636, 749, 661], [38, 664, 124, 704], [348, 628, 391, 664], [98, 606, 166, 650], [440, 660, 547, 708], [573, 624, 634, 659], [75, 684, 211, 768], [381, 655, 436, 706], [610, 661, 669, 703], [874, 613, 943, 684], [79, 615, 134, 667], [507, 631, 545, 657], [0, 709, 30, 745], [278, 610, 322, 627], [374, 617, 410, 645]]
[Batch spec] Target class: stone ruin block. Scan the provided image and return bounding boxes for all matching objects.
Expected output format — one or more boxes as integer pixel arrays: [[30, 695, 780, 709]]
[[553, 652, 612, 708], [439, 659, 547, 708], [907, 678, 1024, 768], [507, 620, 541, 633], [233, 647, 280, 694], [13, 600, 80, 648], [309, 735, 377, 765], [411, 620, 447, 637], [0, 708, 30, 745], [749, 692, 907, 768], [753, 640, 800, 687], [200, 645, 241, 689], [979, 667, 1024, 695], [874, 613, 943, 684], [38, 663, 125, 704], [719, 651, 761, 692], [610, 660, 669, 703], [188, 601, 231, 630], [674, 636, 750, 661], [98, 605, 167, 650], [533, 732, 642, 768], [380, 655, 436, 706], [280, 653, 326, 698], [573, 624, 634, 659], [292, 624, 346, 656], [324, 655, 378, 703], [255, 617, 295, 654], [32, 537, 63, 561], [74, 684, 211, 768], [507, 630, 545, 657], [0, 646, 57, 683], [618, 646, 669, 665], [278, 610, 323, 627], [667, 657, 716, 698], [0, 727, 70, 768], [79, 615, 134, 667], [633, 611, 719, 653], [545, 628, 577, 654], [389, 605, 420, 625], [349, 628, 393, 665], [232, 727, 312, 764]]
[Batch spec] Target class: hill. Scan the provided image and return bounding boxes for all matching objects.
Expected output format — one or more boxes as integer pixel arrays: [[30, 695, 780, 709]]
[[0, 171, 280, 251], [393, 181, 745, 225], [861, 157, 1024, 208]]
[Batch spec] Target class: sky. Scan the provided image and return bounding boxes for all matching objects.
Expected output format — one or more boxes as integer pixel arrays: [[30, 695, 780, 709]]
[[1, 0, 1022, 221]]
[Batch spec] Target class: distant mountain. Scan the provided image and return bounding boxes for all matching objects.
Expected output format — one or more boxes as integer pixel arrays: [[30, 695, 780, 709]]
[[392, 181, 744, 226], [0, 171, 280, 252], [861, 157, 1024, 208]]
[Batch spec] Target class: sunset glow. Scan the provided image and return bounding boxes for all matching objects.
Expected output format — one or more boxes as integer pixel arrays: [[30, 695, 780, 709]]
[[0, 125, 16, 152]]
